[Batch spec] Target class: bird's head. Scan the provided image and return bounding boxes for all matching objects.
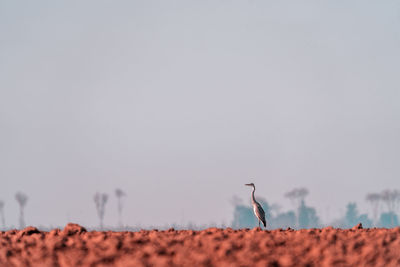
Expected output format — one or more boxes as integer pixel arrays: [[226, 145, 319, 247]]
[[245, 183, 255, 187]]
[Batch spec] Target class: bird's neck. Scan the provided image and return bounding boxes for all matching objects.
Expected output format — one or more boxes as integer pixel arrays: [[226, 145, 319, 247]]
[[251, 186, 256, 203]]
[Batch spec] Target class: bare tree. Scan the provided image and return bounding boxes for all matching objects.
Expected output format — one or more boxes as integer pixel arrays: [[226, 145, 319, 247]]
[[0, 200, 5, 229], [285, 187, 309, 228], [381, 190, 399, 213], [285, 187, 309, 208], [380, 189, 400, 226], [15, 192, 28, 229], [115, 188, 126, 227], [94, 192, 108, 229], [366, 193, 381, 226]]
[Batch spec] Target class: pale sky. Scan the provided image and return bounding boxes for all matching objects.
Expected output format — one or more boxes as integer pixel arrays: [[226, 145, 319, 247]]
[[1, 0, 400, 228]]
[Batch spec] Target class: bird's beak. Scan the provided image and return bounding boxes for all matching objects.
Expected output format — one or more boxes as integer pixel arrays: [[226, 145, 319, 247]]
[[245, 183, 251, 186]]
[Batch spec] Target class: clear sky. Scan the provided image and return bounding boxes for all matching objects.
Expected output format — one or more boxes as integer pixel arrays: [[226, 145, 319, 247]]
[[1, 1, 400, 228]]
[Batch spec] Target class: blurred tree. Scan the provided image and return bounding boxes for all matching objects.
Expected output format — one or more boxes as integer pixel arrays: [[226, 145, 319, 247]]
[[231, 204, 254, 229], [231, 194, 321, 229], [285, 188, 309, 208], [380, 190, 399, 226], [345, 203, 358, 228], [0, 200, 4, 228], [298, 200, 320, 229], [366, 193, 381, 226], [270, 211, 296, 229], [231, 197, 271, 229], [94, 192, 108, 229], [285, 187, 309, 227], [344, 202, 373, 228], [357, 214, 373, 228], [15, 192, 28, 229], [379, 212, 399, 228], [115, 188, 126, 228]]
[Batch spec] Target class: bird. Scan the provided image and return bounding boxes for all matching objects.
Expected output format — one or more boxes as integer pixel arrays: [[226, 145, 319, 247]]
[[245, 183, 266, 228]]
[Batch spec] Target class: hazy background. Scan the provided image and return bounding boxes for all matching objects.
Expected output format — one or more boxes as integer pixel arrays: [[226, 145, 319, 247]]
[[1, 0, 400, 228]]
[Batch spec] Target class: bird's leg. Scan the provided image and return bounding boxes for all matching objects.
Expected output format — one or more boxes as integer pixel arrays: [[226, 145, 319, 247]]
[[258, 220, 260, 228]]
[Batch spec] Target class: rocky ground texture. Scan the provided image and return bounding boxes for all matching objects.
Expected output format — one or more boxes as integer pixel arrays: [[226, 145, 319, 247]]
[[1, 223, 400, 266]]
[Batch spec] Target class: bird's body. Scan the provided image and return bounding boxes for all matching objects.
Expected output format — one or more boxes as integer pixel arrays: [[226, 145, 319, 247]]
[[245, 183, 266, 228]]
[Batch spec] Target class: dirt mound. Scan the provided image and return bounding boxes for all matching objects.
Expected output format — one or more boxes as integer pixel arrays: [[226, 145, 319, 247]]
[[1, 224, 400, 266], [19, 226, 40, 236], [62, 223, 87, 236]]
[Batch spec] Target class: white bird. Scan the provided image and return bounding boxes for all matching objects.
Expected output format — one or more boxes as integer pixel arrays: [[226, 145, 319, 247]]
[[245, 183, 266, 228]]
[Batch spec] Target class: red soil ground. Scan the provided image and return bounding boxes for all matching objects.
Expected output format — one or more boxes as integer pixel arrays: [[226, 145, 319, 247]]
[[1, 223, 400, 266]]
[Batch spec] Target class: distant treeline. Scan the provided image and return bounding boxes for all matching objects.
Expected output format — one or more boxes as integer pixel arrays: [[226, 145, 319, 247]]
[[2, 188, 400, 230], [231, 188, 400, 229]]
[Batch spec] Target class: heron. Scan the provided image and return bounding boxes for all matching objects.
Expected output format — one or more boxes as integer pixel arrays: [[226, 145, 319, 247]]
[[245, 183, 266, 228]]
